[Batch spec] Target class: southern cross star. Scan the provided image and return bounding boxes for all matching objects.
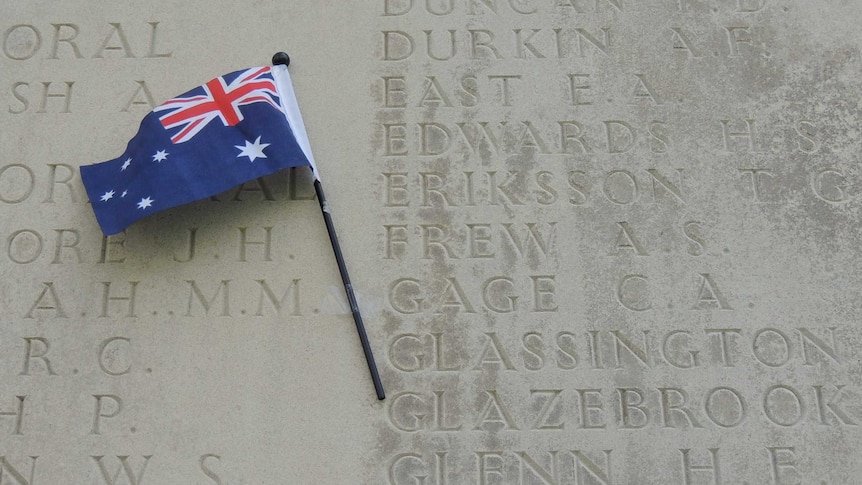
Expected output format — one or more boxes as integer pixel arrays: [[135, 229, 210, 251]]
[[235, 136, 270, 162], [152, 150, 168, 162], [121, 158, 132, 171], [137, 196, 154, 209], [100, 190, 115, 202]]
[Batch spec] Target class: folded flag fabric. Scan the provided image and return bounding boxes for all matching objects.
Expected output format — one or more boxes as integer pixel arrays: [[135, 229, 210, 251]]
[[80, 64, 318, 236]]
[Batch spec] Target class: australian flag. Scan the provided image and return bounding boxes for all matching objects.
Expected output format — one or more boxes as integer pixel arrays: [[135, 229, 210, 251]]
[[81, 65, 318, 236]]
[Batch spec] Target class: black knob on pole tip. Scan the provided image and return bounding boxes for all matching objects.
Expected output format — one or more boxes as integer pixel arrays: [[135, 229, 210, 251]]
[[272, 52, 290, 67]]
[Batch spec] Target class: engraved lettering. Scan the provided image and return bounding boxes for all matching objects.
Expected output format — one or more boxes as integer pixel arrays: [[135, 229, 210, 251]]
[[98, 337, 132, 376], [388, 453, 425, 485], [389, 393, 429, 432], [662, 330, 700, 369], [660, 388, 703, 428], [531, 389, 564, 430], [575, 27, 611, 56], [617, 274, 651, 311], [3, 25, 41, 60], [456, 122, 504, 155], [531, 275, 558, 312], [231, 177, 275, 201], [738, 0, 766, 12], [431, 391, 461, 431], [797, 327, 840, 365], [504, 222, 556, 258], [476, 452, 505, 485], [100, 281, 138, 318], [0, 456, 38, 485], [680, 448, 721, 485], [646, 168, 685, 204], [474, 390, 519, 430], [382, 31, 414, 60], [603, 170, 637, 204], [52, 228, 81, 264], [7, 230, 43, 264], [384, 224, 408, 259], [470, 30, 502, 59], [752, 328, 791, 367], [488, 74, 521, 106], [570, 450, 613, 485], [45, 163, 78, 202], [382, 76, 407, 107], [0, 397, 25, 435], [238, 226, 273, 262], [619, 388, 649, 428], [692, 273, 732, 310], [37, 81, 74, 113], [722, 119, 758, 152], [670, 27, 701, 57], [611, 221, 648, 256], [767, 447, 801, 485], [725, 25, 752, 57], [703, 387, 746, 428], [560, 121, 592, 153], [483, 277, 517, 313], [577, 389, 606, 429], [431, 333, 461, 372], [466, 223, 494, 258], [91, 455, 152, 485], [185, 280, 231, 316], [123, 81, 156, 112], [145, 22, 172, 58], [438, 276, 476, 313], [389, 278, 423, 314], [631, 73, 661, 104], [517, 451, 559, 484], [812, 168, 849, 203], [604, 120, 636, 153], [98, 233, 127, 263], [424, 30, 457, 61], [254, 279, 301, 316], [419, 172, 453, 207], [420, 123, 452, 155], [794, 119, 818, 152], [389, 334, 427, 372], [25, 282, 67, 318], [93, 23, 135, 58], [567, 73, 592, 105], [813, 385, 857, 426], [91, 394, 123, 434], [0, 165, 35, 203], [739, 168, 774, 201], [383, 172, 409, 206], [682, 221, 706, 256], [763, 385, 804, 426], [49, 23, 82, 59], [383, 123, 409, 155], [20, 337, 56, 376], [611, 330, 651, 368], [173, 228, 196, 262], [199, 454, 224, 485], [9, 82, 29, 113], [474, 333, 515, 370]]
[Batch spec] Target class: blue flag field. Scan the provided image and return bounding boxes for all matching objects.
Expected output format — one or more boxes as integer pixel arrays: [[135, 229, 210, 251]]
[[80, 65, 317, 236]]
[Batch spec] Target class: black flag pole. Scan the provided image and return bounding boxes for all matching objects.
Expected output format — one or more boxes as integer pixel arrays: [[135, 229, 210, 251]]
[[272, 52, 385, 400]]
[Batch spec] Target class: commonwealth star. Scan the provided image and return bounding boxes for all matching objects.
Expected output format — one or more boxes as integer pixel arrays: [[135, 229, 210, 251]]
[[235, 136, 270, 162]]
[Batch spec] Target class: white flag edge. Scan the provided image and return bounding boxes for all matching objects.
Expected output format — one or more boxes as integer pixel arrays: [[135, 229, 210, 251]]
[[272, 63, 320, 181]]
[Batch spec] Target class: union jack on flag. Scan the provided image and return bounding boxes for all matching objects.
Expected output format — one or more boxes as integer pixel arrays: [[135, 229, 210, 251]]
[[155, 66, 281, 144], [80, 64, 318, 236]]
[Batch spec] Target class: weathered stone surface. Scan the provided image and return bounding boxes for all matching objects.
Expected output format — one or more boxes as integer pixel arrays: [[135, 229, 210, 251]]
[[2, 1, 862, 483]]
